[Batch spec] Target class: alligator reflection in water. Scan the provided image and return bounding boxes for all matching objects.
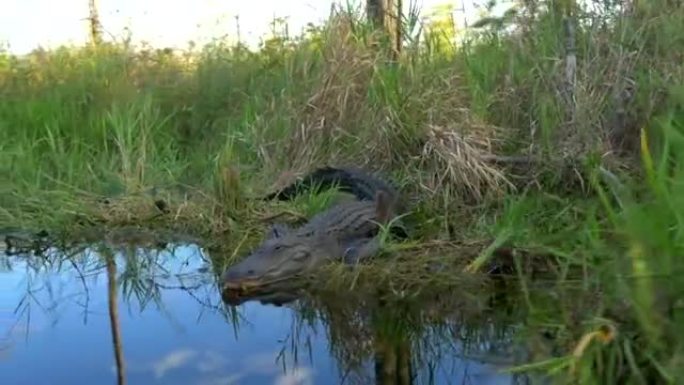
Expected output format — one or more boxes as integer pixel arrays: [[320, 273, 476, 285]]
[[1, 242, 534, 385]]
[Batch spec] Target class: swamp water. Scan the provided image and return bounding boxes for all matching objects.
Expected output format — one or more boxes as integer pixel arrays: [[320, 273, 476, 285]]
[[0, 241, 535, 385]]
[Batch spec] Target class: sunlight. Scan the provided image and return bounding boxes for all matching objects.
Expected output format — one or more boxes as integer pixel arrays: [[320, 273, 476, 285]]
[[0, 0, 500, 54]]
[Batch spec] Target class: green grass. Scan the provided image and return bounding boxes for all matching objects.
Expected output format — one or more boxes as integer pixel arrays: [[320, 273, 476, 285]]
[[1, 0, 684, 383]]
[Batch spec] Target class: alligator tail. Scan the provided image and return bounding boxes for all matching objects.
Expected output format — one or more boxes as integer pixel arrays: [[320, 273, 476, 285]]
[[263, 166, 398, 203]]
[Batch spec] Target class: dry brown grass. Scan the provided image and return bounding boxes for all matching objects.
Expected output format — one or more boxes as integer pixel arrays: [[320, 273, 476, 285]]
[[418, 122, 515, 202], [284, 12, 383, 171], [314, 240, 492, 295], [214, 164, 243, 214], [74, 189, 238, 239], [267, 9, 521, 205]]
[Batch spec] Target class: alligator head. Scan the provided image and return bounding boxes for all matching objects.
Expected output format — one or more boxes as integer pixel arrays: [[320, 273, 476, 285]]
[[220, 232, 381, 295], [220, 189, 396, 295], [220, 230, 343, 293]]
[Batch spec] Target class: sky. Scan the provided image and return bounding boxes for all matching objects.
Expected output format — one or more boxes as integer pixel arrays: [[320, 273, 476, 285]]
[[0, 0, 510, 55]]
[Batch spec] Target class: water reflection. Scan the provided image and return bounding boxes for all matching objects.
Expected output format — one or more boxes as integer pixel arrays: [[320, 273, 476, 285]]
[[1, 240, 535, 385]]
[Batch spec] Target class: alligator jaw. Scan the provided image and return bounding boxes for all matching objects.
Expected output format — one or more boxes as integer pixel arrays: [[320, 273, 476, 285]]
[[221, 273, 310, 307], [221, 272, 306, 293], [222, 278, 262, 292], [222, 288, 301, 307]]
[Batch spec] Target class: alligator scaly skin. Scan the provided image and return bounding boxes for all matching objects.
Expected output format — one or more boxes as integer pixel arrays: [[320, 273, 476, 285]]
[[220, 167, 407, 291]]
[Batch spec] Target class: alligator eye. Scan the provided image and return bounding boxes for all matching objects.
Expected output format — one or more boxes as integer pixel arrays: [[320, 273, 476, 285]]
[[248, 269, 255, 274]]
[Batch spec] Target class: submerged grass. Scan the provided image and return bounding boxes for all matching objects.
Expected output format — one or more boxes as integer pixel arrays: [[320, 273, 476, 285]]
[[2, 0, 684, 383]]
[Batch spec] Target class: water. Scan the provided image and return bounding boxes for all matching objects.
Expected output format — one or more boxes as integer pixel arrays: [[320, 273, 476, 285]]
[[0, 242, 533, 385]]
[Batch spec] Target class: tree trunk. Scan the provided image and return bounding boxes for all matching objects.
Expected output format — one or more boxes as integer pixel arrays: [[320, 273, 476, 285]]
[[88, 0, 102, 45], [366, 0, 402, 59]]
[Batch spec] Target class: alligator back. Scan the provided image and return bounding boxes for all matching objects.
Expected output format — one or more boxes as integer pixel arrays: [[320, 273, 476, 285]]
[[264, 166, 407, 239], [264, 166, 399, 203], [293, 189, 396, 241]]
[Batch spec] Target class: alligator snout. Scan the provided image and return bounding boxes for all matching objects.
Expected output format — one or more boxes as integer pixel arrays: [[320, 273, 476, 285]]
[[222, 279, 260, 291], [221, 267, 259, 290]]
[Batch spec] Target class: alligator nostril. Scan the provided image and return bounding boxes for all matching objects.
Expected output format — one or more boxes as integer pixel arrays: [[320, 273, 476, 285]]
[[248, 269, 255, 275]]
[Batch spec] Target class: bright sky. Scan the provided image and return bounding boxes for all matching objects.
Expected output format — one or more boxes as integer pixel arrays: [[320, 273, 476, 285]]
[[0, 0, 509, 55]]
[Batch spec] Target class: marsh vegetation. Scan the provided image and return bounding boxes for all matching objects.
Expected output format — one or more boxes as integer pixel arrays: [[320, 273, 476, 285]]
[[1, 1, 683, 384]]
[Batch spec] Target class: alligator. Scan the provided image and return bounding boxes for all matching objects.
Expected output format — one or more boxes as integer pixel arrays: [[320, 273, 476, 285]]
[[220, 166, 408, 294]]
